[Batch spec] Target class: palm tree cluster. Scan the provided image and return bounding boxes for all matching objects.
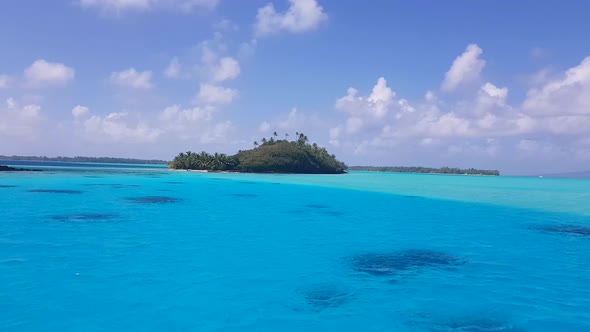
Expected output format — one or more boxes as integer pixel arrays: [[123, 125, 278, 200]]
[[168, 151, 239, 171], [253, 131, 309, 148]]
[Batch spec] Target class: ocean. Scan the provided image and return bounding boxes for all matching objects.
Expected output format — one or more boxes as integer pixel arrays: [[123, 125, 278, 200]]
[[1, 162, 589, 331]]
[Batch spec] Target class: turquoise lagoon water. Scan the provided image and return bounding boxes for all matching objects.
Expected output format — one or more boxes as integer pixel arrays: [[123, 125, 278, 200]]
[[1, 162, 590, 331]]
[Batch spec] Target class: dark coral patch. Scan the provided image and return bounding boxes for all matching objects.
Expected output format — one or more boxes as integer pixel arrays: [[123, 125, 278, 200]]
[[50, 214, 117, 222], [230, 193, 259, 198], [305, 204, 330, 209], [533, 224, 590, 237], [163, 181, 184, 184], [320, 210, 345, 216], [429, 319, 525, 332], [28, 189, 83, 194], [0, 185, 18, 188], [287, 209, 307, 215], [126, 196, 181, 204], [301, 287, 351, 309], [349, 249, 466, 276], [82, 184, 139, 188]]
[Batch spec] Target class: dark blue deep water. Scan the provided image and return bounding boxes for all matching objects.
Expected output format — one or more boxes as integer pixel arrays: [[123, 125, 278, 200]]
[[1, 163, 589, 331]]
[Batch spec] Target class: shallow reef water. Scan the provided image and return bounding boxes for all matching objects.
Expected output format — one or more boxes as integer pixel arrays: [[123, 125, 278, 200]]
[[1, 164, 590, 331]]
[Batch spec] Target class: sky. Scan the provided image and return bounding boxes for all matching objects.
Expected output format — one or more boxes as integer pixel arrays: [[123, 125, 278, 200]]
[[1, 0, 590, 175]]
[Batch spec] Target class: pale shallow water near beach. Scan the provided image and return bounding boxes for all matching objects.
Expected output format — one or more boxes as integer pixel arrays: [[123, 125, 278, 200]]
[[1, 161, 589, 331]]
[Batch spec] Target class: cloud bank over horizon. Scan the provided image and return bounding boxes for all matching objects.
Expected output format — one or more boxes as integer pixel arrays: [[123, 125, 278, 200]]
[[1, 0, 590, 174]]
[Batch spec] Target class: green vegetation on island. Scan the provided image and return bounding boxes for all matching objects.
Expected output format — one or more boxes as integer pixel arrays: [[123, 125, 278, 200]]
[[0, 155, 167, 164], [169, 132, 347, 174], [348, 166, 500, 176]]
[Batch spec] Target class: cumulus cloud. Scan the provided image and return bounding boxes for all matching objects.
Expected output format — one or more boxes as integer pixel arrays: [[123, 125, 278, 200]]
[[24, 60, 75, 87], [255, 0, 327, 36], [441, 44, 486, 92], [72, 105, 90, 118], [328, 51, 590, 172], [158, 104, 235, 143], [336, 78, 396, 119], [78, 0, 219, 14], [0, 75, 10, 88], [191, 35, 241, 82], [195, 83, 237, 105], [211, 57, 240, 82], [164, 57, 182, 78], [332, 77, 403, 136], [0, 97, 44, 140], [110, 68, 153, 89], [70, 102, 234, 147], [522, 56, 590, 116], [258, 121, 271, 132], [257, 107, 325, 142], [84, 112, 162, 143]]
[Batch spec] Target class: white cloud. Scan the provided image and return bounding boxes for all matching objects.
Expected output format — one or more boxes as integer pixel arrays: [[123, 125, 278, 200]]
[[78, 0, 218, 13], [160, 104, 213, 123], [522, 56, 590, 116], [481, 82, 508, 100], [84, 112, 161, 143], [0, 98, 43, 139], [333, 77, 400, 137], [0, 75, 10, 88], [72, 105, 90, 118], [6, 98, 16, 109], [192, 35, 241, 82], [328, 55, 590, 172], [255, 0, 327, 36], [257, 107, 325, 144], [164, 57, 182, 78], [195, 83, 237, 105], [158, 104, 234, 143], [336, 77, 396, 119], [212, 57, 240, 82], [441, 44, 486, 92], [110, 68, 153, 89], [24, 60, 75, 87], [214, 19, 239, 32], [258, 121, 271, 132]]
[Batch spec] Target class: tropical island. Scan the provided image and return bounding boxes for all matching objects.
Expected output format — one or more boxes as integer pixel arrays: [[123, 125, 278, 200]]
[[169, 132, 347, 174], [348, 166, 500, 176]]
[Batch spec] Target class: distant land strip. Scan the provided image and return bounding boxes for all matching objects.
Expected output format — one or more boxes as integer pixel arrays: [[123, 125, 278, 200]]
[[0, 155, 167, 165], [348, 166, 500, 176]]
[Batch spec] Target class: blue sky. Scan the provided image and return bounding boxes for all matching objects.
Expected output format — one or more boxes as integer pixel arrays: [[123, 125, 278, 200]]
[[1, 0, 590, 174]]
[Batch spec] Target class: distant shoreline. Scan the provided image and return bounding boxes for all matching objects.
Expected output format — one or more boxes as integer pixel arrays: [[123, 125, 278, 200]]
[[0, 155, 167, 165], [348, 166, 500, 176]]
